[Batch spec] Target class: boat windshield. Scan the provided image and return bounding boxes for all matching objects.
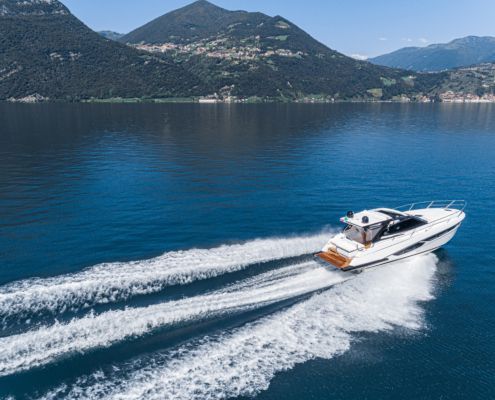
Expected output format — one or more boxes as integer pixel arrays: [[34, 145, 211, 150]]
[[344, 224, 383, 244]]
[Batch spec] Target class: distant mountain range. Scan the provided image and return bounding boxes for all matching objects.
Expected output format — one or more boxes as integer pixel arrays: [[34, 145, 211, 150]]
[[0, 0, 494, 102], [98, 30, 124, 41], [371, 36, 495, 72]]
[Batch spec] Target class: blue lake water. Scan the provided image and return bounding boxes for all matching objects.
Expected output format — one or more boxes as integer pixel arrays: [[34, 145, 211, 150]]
[[0, 103, 494, 399]]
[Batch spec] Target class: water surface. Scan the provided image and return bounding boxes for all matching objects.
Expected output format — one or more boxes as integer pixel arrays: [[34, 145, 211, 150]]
[[0, 103, 493, 399]]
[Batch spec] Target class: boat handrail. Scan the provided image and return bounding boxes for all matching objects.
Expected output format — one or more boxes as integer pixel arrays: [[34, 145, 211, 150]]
[[395, 200, 466, 214]]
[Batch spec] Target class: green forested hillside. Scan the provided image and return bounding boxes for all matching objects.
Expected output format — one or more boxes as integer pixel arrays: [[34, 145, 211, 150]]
[[121, 0, 445, 101], [0, 0, 207, 101], [0, 0, 492, 102]]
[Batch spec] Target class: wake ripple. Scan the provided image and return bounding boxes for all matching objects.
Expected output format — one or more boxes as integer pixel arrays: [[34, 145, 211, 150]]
[[0, 260, 347, 377], [38, 254, 438, 400], [0, 233, 329, 326]]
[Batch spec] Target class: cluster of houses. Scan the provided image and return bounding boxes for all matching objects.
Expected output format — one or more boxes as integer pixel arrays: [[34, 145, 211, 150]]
[[134, 43, 178, 53], [440, 91, 495, 103], [134, 39, 303, 61]]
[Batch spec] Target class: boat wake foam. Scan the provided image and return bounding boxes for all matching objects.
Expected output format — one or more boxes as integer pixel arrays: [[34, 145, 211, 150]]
[[0, 233, 329, 326], [0, 260, 347, 377], [37, 254, 438, 400]]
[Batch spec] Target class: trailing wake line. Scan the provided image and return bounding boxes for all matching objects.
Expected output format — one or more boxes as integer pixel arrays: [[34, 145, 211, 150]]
[[37, 254, 438, 400], [0, 233, 330, 327], [0, 260, 347, 377]]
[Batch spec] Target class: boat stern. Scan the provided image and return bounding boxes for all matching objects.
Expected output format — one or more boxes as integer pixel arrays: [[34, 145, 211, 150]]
[[314, 248, 353, 270]]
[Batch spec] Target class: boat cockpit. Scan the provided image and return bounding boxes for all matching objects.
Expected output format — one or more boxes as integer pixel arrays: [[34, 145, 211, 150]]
[[342, 208, 427, 246]]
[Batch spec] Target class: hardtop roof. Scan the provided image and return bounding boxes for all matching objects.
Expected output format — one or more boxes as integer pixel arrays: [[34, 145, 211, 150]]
[[340, 207, 412, 227], [340, 210, 392, 228]]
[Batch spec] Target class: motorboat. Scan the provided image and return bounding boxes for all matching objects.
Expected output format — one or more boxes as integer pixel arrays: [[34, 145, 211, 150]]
[[315, 200, 466, 272]]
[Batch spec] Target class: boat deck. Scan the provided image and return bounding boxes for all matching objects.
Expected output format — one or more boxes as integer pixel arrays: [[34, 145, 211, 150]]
[[315, 249, 352, 269]]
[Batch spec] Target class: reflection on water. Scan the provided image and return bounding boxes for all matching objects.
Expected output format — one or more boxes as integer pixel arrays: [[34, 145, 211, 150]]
[[0, 103, 493, 282], [0, 102, 494, 400]]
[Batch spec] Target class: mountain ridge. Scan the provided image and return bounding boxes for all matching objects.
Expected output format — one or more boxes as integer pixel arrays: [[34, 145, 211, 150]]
[[1, 0, 494, 102], [121, 0, 256, 45], [371, 36, 495, 72], [120, 0, 444, 101], [98, 30, 124, 41]]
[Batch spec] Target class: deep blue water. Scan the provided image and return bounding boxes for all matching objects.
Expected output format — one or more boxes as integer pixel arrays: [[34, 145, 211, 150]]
[[0, 103, 494, 399]]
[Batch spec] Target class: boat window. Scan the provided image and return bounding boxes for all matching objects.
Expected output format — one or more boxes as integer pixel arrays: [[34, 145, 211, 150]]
[[344, 225, 365, 244], [344, 224, 383, 244], [367, 224, 384, 241], [393, 241, 425, 256], [381, 217, 426, 237]]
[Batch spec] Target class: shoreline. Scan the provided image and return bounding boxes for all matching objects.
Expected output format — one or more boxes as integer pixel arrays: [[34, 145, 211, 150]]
[[2, 97, 495, 105]]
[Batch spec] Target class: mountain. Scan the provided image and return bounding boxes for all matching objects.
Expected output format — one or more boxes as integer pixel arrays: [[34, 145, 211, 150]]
[[120, 0, 444, 101], [1, 0, 491, 102], [98, 30, 124, 41], [0, 0, 206, 101], [121, 0, 255, 45], [370, 36, 495, 72]]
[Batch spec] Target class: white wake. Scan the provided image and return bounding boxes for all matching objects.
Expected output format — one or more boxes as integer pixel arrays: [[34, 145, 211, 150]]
[[39, 254, 438, 400], [0, 233, 329, 325], [0, 260, 348, 377]]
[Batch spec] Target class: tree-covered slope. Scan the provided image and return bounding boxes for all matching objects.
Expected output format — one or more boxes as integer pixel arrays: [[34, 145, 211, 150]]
[[121, 0, 257, 45], [0, 0, 206, 101], [370, 36, 495, 72], [1, 0, 490, 102], [121, 0, 445, 100]]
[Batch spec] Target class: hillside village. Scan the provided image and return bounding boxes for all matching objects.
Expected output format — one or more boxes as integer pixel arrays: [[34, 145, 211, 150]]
[[133, 36, 305, 62]]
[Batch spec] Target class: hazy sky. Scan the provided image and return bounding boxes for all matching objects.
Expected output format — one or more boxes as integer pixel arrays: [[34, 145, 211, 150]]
[[60, 0, 495, 58]]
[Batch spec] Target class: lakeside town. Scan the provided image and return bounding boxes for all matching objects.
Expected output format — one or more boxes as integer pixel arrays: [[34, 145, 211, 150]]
[[439, 91, 495, 103], [7, 91, 495, 104]]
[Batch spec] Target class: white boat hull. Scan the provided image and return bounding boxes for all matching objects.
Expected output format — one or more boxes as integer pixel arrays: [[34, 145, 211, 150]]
[[347, 223, 461, 271], [316, 202, 465, 272]]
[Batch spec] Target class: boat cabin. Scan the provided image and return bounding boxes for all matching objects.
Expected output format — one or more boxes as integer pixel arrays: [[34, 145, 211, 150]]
[[340, 208, 427, 245]]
